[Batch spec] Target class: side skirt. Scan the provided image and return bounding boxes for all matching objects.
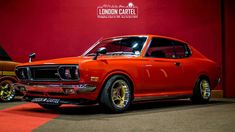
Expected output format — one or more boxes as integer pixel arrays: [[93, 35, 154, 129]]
[[133, 94, 192, 103]]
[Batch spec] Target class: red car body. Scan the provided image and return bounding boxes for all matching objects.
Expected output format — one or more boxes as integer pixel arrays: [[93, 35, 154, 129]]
[[15, 35, 220, 112]]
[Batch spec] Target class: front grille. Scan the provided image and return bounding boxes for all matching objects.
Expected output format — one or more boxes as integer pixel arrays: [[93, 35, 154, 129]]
[[16, 65, 79, 82], [30, 66, 60, 81]]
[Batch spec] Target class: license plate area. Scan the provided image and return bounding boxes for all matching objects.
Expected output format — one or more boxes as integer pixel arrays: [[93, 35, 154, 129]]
[[31, 98, 60, 104]]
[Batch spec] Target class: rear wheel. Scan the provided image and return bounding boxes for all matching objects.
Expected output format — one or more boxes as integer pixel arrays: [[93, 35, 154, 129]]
[[38, 104, 61, 110], [191, 78, 211, 103], [0, 80, 16, 101], [100, 75, 132, 113]]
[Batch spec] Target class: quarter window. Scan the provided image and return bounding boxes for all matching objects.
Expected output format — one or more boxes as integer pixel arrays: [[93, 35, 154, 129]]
[[174, 41, 191, 58], [146, 38, 191, 58]]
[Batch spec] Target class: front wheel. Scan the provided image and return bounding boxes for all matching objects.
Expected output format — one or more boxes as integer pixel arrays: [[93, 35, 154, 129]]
[[191, 78, 211, 103], [0, 80, 16, 101], [100, 75, 132, 113]]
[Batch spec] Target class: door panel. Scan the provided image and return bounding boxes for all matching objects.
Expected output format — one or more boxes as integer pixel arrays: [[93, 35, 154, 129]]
[[177, 59, 199, 91], [142, 58, 184, 93], [140, 37, 195, 95]]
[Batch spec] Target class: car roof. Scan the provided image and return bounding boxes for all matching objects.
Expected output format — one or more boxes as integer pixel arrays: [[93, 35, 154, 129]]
[[103, 34, 189, 45]]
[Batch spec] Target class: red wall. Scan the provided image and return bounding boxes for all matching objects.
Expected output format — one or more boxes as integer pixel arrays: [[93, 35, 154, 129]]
[[224, 0, 235, 97], [0, 0, 221, 64], [0, 0, 223, 88]]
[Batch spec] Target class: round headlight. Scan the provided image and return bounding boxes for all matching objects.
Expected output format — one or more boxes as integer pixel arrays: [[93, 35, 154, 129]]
[[58, 65, 79, 80], [20, 70, 26, 79], [16, 67, 28, 80], [65, 68, 71, 79]]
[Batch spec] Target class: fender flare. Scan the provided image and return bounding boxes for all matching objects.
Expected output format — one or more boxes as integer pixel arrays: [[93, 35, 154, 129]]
[[97, 70, 135, 101], [0, 76, 18, 83]]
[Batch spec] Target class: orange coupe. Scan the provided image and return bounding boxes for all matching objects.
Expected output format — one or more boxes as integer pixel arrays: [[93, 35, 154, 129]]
[[0, 46, 19, 101], [15, 35, 221, 112]]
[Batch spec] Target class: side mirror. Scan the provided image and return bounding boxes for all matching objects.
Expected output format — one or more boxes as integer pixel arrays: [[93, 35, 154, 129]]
[[93, 47, 107, 60], [29, 53, 36, 62]]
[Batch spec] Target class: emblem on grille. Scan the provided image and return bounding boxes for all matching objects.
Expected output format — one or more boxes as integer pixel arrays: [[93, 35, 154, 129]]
[[55, 73, 60, 77]]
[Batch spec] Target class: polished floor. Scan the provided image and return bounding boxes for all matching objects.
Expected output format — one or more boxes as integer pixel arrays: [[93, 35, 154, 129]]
[[0, 97, 234, 132]]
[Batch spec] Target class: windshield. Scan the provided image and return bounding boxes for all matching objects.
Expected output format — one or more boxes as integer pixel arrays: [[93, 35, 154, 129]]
[[85, 36, 147, 56]]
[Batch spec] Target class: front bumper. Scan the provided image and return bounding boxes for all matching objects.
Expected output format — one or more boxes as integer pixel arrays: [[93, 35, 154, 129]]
[[13, 83, 96, 95]]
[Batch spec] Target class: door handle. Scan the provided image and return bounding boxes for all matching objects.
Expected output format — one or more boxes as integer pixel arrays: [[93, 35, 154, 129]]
[[174, 62, 181, 66]]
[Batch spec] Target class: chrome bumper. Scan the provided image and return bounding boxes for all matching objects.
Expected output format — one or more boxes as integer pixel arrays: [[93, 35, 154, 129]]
[[13, 83, 96, 94]]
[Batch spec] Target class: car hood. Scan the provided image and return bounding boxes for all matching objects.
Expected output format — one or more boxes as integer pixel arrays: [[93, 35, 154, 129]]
[[0, 61, 19, 70], [17, 55, 137, 67]]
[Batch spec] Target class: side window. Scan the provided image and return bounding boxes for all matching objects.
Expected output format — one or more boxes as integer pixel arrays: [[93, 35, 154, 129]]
[[146, 38, 175, 58], [146, 38, 191, 59], [174, 41, 191, 58]]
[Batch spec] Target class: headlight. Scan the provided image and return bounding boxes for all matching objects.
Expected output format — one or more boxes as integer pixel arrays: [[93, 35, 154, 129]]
[[58, 65, 79, 80], [15, 67, 29, 80]]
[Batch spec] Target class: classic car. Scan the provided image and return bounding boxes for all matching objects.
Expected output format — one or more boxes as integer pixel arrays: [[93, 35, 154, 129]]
[[0, 46, 19, 101], [14, 35, 221, 112]]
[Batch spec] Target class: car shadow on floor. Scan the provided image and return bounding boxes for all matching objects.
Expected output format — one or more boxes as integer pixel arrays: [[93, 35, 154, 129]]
[[0, 96, 23, 103], [10, 98, 235, 120], [0, 96, 26, 110], [41, 98, 235, 117]]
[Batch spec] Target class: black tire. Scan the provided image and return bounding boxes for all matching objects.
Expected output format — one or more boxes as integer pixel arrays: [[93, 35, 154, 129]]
[[191, 78, 211, 104], [100, 75, 132, 113], [38, 103, 61, 110], [0, 80, 16, 101]]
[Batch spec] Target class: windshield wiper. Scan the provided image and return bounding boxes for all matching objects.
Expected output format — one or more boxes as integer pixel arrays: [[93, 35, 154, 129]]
[[87, 52, 135, 56], [107, 52, 135, 55]]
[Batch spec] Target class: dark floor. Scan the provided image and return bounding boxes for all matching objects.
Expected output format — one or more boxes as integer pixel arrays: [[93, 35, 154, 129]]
[[1, 98, 235, 132], [0, 96, 25, 110]]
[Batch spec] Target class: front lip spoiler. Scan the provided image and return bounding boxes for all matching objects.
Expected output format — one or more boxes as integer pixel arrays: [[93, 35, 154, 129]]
[[12, 83, 96, 94], [23, 96, 96, 105]]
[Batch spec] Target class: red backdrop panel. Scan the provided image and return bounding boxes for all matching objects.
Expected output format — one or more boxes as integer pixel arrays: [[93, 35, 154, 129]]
[[0, 0, 222, 88], [224, 0, 235, 97], [0, 0, 221, 64]]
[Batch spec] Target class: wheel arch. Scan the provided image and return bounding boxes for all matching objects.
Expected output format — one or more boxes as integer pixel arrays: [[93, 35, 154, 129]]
[[97, 70, 135, 101], [193, 73, 211, 93], [198, 74, 210, 82], [0, 76, 18, 83], [191, 73, 211, 103], [194, 74, 211, 87]]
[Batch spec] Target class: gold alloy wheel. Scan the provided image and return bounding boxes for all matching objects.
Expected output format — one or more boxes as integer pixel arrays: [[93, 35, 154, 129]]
[[0, 81, 15, 101], [200, 79, 211, 99], [111, 80, 130, 108]]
